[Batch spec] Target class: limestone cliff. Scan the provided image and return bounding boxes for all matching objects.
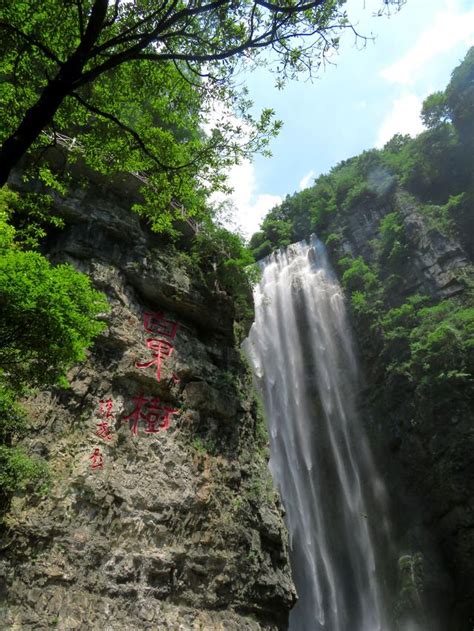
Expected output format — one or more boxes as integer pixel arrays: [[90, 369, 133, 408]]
[[324, 186, 474, 629], [332, 189, 469, 299], [0, 180, 295, 630]]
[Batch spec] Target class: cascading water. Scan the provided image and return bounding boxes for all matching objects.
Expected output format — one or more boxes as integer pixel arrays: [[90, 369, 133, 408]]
[[243, 238, 395, 631]]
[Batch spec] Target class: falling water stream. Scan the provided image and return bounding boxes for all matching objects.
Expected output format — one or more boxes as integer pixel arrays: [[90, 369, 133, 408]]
[[243, 238, 395, 631]]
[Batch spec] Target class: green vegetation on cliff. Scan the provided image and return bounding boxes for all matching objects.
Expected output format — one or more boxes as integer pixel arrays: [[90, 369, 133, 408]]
[[250, 47, 474, 259], [0, 188, 108, 506], [250, 46, 474, 438]]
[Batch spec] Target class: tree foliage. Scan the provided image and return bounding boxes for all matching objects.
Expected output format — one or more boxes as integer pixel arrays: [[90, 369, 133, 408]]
[[420, 91, 450, 128], [0, 249, 108, 388], [445, 45, 474, 146], [0, 0, 403, 225], [381, 297, 474, 413]]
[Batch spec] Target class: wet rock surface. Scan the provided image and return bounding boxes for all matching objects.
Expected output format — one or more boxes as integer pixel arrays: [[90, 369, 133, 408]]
[[0, 182, 295, 630]]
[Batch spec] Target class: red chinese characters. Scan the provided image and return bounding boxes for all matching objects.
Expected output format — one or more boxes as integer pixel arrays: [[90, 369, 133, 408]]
[[95, 398, 114, 441], [99, 398, 114, 419], [89, 447, 104, 470], [88, 310, 182, 471], [96, 421, 113, 441], [136, 312, 179, 383], [136, 338, 174, 382], [143, 311, 178, 339], [90, 398, 115, 468], [123, 395, 178, 436]]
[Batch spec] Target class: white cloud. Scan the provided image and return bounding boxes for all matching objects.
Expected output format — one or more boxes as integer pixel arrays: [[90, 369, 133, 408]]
[[212, 160, 281, 238], [299, 169, 315, 190], [203, 98, 281, 238], [381, 2, 474, 86], [375, 93, 425, 148]]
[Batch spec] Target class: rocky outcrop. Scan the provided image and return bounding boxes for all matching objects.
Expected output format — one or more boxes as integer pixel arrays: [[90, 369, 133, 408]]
[[337, 190, 468, 299], [0, 180, 295, 630]]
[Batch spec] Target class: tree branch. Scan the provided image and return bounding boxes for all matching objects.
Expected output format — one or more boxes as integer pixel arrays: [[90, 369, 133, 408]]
[[70, 91, 234, 178], [0, 22, 62, 65], [89, 0, 229, 59], [72, 0, 349, 90], [75, 0, 109, 58], [75, 0, 85, 37], [70, 91, 176, 172], [134, 32, 291, 64], [171, 60, 203, 89], [255, 0, 326, 13], [90, 1, 179, 57]]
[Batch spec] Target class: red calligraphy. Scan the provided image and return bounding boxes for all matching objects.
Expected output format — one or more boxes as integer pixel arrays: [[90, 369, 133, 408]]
[[123, 395, 178, 436], [99, 399, 114, 419], [122, 394, 148, 436], [135, 338, 174, 382], [95, 421, 113, 441], [89, 447, 104, 469], [136, 311, 179, 383], [95, 398, 114, 441], [143, 400, 178, 433], [143, 311, 178, 339]]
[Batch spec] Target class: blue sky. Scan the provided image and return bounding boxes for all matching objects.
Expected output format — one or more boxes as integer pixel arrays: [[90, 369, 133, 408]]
[[221, 0, 474, 237]]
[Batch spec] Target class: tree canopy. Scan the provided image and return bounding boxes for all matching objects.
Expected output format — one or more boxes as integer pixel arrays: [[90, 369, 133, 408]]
[[0, 0, 403, 225]]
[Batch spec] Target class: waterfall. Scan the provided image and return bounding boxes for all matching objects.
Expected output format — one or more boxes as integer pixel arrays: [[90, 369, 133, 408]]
[[243, 238, 394, 631]]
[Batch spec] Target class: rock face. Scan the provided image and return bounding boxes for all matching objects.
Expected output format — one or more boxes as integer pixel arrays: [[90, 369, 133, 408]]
[[339, 190, 469, 299], [326, 188, 474, 629], [0, 181, 295, 630]]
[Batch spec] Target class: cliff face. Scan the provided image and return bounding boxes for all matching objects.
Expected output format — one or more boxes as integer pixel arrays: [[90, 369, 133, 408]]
[[0, 181, 295, 630], [338, 189, 469, 300], [325, 187, 474, 629]]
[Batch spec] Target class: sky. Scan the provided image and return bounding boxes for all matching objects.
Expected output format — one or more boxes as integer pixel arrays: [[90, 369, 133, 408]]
[[218, 0, 474, 238]]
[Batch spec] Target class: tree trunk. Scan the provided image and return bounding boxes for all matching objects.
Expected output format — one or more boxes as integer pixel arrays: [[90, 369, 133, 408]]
[[0, 78, 70, 186], [0, 0, 109, 187]]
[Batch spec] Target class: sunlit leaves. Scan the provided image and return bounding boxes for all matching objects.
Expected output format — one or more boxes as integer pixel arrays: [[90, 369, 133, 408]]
[[0, 0, 404, 224], [0, 189, 108, 389]]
